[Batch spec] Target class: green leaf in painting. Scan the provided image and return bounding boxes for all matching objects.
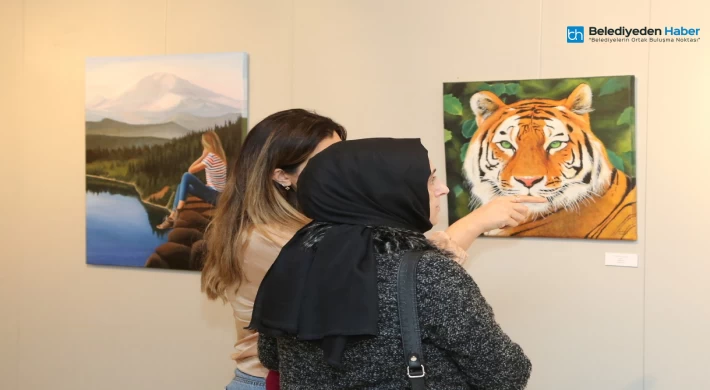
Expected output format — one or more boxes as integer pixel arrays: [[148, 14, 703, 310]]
[[462, 119, 477, 139], [477, 83, 505, 97], [456, 195, 472, 219], [622, 151, 636, 177], [444, 129, 453, 142], [490, 83, 506, 96], [599, 77, 628, 96], [464, 82, 489, 95], [616, 106, 635, 126], [505, 83, 521, 95], [603, 124, 634, 157], [444, 94, 463, 116], [460, 142, 470, 162], [606, 149, 626, 172], [518, 79, 550, 96], [454, 185, 464, 198]]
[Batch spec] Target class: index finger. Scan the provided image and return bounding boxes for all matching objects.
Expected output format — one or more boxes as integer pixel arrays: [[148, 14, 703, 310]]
[[515, 195, 548, 203]]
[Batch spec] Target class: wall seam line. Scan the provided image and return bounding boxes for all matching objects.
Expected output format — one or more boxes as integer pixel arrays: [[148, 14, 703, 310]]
[[642, 0, 653, 388]]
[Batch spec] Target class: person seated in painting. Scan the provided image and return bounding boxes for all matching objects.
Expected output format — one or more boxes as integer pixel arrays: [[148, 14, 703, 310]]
[[157, 130, 227, 230]]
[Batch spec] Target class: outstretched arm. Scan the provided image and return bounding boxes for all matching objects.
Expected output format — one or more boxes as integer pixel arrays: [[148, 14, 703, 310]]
[[444, 195, 547, 251], [443, 211, 487, 253]]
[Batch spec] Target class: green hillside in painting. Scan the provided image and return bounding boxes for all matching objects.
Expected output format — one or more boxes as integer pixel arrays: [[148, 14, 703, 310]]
[[86, 135, 170, 150], [86, 117, 244, 207], [86, 118, 193, 139]]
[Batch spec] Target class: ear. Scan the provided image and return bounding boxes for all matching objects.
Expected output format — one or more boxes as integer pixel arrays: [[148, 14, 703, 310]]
[[271, 168, 291, 187], [565, 84, 593, 115], [470, 91, 505, 127]]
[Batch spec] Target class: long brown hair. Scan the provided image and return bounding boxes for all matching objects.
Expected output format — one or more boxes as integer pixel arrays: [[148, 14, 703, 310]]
[[201, 130, 227, 163], [201, 109, 347, 301]]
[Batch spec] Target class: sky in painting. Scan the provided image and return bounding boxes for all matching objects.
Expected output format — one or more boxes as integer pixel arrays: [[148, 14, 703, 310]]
[[85, 52, 248, 105]]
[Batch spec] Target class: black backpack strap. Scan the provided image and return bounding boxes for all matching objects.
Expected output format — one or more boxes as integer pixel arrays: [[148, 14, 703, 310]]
[[397, 251, 427, 390]]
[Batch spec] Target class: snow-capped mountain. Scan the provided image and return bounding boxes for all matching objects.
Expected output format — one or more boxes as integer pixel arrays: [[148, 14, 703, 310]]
[[86, 72, 244, 125]]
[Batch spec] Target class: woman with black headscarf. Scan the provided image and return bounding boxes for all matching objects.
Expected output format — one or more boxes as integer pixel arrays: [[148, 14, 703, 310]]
[[249, 138, 531, 390]]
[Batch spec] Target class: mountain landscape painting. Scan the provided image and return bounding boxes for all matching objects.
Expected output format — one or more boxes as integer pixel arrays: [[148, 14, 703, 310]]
[[85, 52, 248, 271]]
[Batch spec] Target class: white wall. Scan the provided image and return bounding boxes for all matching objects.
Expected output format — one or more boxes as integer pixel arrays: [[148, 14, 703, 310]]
[[645, 2, 710, 388], [1, 1, 708, 389]]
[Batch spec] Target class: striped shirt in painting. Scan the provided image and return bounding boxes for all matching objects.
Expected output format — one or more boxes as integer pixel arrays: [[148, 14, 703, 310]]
[[202, 153, 227, 192]]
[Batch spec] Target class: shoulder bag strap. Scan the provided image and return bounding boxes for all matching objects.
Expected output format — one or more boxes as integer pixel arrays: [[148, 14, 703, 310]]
[[397, 250, 427, 390]]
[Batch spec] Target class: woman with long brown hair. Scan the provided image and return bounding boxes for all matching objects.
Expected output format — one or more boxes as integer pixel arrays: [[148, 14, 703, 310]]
[[202, 109, 345, 390], [201, 109, 544, 389], [157, 130, 228, 230]]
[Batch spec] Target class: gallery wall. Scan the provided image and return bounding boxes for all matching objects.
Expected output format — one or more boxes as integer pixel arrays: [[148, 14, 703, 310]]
[[1, 0, 708, 389]]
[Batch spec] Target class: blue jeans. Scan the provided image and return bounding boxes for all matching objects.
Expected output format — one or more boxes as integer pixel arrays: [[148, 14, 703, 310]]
[[173, 172, 219, 210], [225, 368, 266, 390]]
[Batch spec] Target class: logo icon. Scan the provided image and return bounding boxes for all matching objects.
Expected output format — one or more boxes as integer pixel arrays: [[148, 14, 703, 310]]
[[567, 26, 584, 43]]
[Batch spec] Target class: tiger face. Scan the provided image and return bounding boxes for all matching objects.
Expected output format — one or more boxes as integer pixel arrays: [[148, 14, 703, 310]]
[[463, 83, 614, 217]]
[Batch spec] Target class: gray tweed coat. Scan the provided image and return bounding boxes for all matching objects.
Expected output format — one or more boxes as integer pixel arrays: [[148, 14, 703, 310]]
[[258, 223, 532, 390]]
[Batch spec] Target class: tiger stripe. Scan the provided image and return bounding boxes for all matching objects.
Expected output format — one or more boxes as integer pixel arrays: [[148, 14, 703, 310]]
[[462, 83, 637, 240]]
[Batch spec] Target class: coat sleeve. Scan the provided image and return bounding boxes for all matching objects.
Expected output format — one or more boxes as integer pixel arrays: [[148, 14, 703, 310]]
[[417, 251, 532, 390], [257, 333, 280, 371], [426, 230, 469, 266]]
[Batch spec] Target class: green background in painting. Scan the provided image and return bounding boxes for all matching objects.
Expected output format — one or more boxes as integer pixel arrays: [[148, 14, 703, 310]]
[[443, 75, 636, 224]]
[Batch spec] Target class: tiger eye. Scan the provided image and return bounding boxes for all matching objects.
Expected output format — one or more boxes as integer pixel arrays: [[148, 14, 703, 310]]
[[500, 141, 514, 150]]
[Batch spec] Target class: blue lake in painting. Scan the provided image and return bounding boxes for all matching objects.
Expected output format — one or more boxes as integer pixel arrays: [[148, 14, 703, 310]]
[[86, 177, 170, 267]]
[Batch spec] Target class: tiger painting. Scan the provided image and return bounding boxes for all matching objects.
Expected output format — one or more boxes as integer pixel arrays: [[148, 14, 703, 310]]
[[462, 83, 637, 240]]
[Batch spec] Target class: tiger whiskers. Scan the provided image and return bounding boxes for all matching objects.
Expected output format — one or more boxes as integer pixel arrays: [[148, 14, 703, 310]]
[[558, 191, 595, 214], [468, 196, 483, 210], [464, 179, 484, 209]]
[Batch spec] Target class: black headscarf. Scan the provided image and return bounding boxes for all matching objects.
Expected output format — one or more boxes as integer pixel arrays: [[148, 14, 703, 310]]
[[248, 138, 433, 367]]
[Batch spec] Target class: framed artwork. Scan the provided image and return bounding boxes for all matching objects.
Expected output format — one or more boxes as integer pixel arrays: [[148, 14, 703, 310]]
[[443, 75, 637, 240], [85, 52, 248, 270]]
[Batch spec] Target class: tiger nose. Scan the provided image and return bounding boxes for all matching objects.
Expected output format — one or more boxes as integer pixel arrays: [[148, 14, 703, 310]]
[[514, 176, 544, 188]]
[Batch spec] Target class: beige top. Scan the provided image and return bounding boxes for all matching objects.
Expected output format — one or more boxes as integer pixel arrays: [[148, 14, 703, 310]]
[[225, 224, 297, 378], [225, 225, 468, 378]]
